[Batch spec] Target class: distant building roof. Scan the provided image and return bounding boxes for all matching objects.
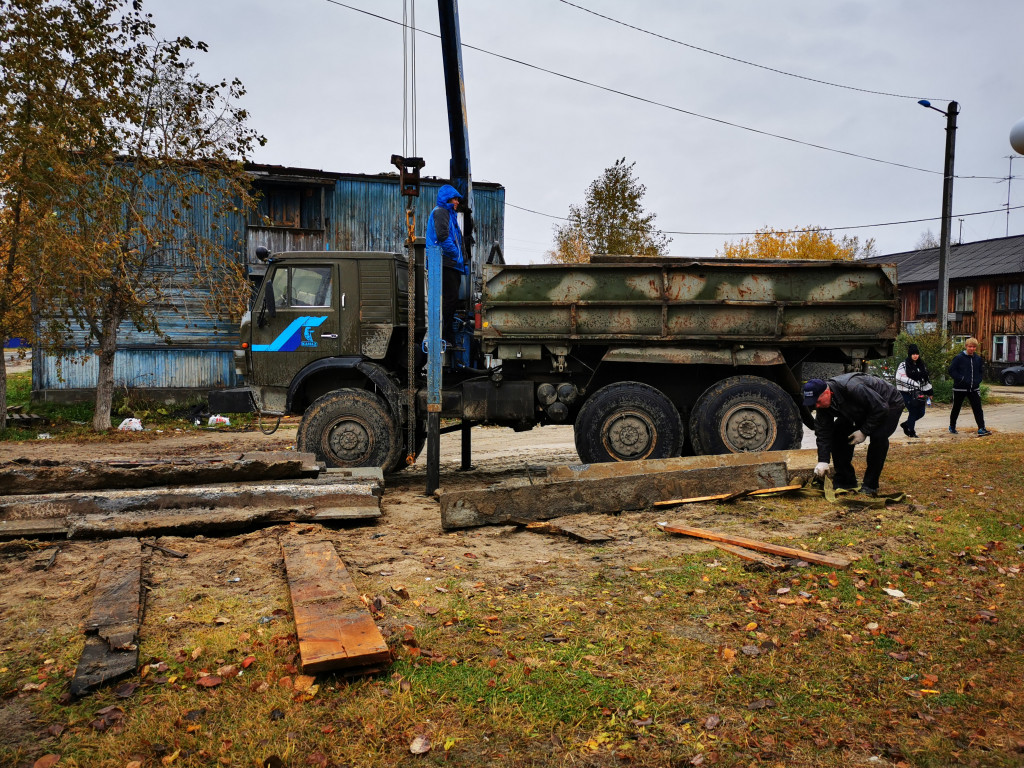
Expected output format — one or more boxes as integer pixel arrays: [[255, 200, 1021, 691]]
[[861, 234, 1024, 283]]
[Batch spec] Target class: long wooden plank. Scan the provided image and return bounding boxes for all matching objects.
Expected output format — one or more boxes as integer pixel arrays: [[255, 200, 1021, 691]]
[[281, 538, 390, 674], [653, 484, 804, 507], [441, 462, 789, 530], [70, 538, 144, 697], [714, 542, 788, 570], [0, 451, 322, 495], [547, 449, 820, 482], [659, 522, 850, 569]]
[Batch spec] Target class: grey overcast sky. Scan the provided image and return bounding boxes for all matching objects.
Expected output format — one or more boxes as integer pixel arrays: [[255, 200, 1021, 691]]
[[146, 0, 1024, 262]]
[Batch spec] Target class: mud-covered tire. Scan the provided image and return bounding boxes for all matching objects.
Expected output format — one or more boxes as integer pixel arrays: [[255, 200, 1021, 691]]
[[297, 388, 404, 472], [574, 382, 683, 464], [688, 375, 802, 455], [1003, 371, 1018, 386]]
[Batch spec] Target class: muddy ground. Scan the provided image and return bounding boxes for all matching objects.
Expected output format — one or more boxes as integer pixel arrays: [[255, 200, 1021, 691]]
[[2, 385, 1023, 649]]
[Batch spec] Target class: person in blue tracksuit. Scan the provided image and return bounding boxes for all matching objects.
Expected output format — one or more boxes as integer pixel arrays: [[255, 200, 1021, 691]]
[[425, 184, 469, 343], [948, 337, 990, 435]]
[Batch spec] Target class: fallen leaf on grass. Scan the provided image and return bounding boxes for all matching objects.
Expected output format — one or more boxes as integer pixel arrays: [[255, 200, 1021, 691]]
[[190, 647, 203, 661], [216, 666, 238, 678], [196, 675, 222, 688], [883, 588, 906, 598], [741, 645, 761, 657], [410, 734, 431, 754], [46, 724, 64, 738], [719, 647, 737, 661], [747, 699, 775, 710], [241, 656, 256, 669], [463, 553, 477, 559], [422, 606, 439, 616], [703, 714, 721, 730], [33, 756, 60, 768], [293, 675, 316, 692], [160, 749, 180, 765], [632, 716, 653, 727]]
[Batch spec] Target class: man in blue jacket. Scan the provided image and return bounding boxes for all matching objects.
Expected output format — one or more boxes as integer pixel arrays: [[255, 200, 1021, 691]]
[[948, 337, 991, 435], [425, 184, 469, 344]]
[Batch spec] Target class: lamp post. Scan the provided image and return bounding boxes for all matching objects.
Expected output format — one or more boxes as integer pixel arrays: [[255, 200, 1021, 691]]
[[919, 99, 958, 338]]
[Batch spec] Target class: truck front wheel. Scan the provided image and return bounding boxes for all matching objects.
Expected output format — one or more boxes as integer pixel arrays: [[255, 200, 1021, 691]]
[[574, 382, 683, 464], [688, 375, 802, 455], [297, 388, 404, 472]]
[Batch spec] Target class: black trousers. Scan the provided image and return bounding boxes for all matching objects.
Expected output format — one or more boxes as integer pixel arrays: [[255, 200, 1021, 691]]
[[950, 389, 985, 430], [442, 266, 463, 343], [900, 391, 926, 433], [829, 406, 903, 491]]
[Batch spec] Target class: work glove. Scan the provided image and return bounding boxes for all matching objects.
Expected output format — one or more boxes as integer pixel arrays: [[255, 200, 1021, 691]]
[[848, 430, 867, 445], [813, 462, 830, 478]]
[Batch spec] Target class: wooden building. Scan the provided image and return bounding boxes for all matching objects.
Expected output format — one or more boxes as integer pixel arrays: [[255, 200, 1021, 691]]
[[862, 235, 1024, 377]]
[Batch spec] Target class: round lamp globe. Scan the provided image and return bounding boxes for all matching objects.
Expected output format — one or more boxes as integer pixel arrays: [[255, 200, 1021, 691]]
[[1011, 117, 1024, 155]]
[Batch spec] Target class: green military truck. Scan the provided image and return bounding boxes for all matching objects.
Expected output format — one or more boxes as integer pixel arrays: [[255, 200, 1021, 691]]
[[213, 245, 899, 471]]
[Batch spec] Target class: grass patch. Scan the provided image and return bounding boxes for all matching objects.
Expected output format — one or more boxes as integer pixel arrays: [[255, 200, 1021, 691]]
[[2, 438, 1024, 766]]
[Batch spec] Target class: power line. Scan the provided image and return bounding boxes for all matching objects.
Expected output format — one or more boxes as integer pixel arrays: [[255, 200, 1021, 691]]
[[555, 0, 945, 102], [321, 1, 1003, 180], [505, 200, 1024, 237]]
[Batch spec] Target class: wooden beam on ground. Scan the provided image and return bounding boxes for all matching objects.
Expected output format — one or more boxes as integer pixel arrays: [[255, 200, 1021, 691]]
[[523, 521, 613, 543], [281, 537, 391, 674], [70, 538, 144, 697], [654, 484, 804, 507], [547, 449, 819, 482], [0, 451, 322, 496], [658, 523, 850, 569], [0, 471, 383, 540], [714, 543, 789, 570], [440, 462, 788, 530]]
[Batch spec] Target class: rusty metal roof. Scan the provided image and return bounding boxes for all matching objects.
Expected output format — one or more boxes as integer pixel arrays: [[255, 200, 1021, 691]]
[[861, 234, 1024, 283]]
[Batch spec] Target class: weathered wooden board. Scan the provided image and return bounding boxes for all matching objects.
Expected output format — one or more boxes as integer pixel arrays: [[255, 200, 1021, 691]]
[[659, 523, 850, 569], [0, 451, 322, 495], [547, 449, 819, 482], [440, 462, 789, 530], [524, 521, 613, 543], [70, 538, 144, 697], [714, 542, 788, 570], [281, 538, 391, 674], [0, 475, 382, 521], [653, 484, 804, 507]]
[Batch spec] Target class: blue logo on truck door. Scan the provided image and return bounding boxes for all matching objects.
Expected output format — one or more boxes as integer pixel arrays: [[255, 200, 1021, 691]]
[[252, 316, 328, 352]]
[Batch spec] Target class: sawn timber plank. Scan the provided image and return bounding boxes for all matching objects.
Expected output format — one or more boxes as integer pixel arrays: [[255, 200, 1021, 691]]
[[281, 538, 391, 674], [658, 523, 850, 569]]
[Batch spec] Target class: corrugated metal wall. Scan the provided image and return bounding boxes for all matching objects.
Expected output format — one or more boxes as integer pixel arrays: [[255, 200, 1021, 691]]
[[35, 169, 505, 398]]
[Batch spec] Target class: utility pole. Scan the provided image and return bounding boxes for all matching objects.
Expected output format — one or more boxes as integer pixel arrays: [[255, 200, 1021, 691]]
[[920, 99, 958, 338]]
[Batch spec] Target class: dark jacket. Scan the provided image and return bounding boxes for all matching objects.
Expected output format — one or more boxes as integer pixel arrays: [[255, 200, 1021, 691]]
[[948, 351, 984, 392], [814, 372, 903, 462], [425, 184, 468, 274]]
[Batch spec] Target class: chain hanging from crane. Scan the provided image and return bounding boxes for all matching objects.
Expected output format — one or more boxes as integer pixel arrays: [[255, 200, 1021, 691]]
[[395, 0, 425, 468]]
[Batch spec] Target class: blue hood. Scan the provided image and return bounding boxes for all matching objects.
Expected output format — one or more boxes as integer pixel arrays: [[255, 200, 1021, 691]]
[[436, 184, 461, 208]]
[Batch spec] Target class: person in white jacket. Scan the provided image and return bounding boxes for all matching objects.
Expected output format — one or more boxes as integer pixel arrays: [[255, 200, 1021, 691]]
[[894, 344, 932, 438]]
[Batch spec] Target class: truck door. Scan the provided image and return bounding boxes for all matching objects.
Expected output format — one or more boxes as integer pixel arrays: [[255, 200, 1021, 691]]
[[250, 262, 350, 389]]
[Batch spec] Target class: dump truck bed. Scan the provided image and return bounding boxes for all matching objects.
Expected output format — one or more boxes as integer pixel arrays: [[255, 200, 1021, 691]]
[[479, 258, 899, 348]]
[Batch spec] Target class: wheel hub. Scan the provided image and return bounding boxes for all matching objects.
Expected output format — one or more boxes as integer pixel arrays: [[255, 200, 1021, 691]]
[[604, 411, 656, 460], [328, 420, 371, 461], [720, 403, 777, 452]]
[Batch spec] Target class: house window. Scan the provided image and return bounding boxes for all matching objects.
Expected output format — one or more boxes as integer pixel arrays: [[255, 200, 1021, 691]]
[[996, 284, 1007, 310], [251, 184, 324, 230], [953, 286, 974, 313], [918, 288, 936, 315], [994, 334, 1023, 362], [1007, 283, 1024, 311]]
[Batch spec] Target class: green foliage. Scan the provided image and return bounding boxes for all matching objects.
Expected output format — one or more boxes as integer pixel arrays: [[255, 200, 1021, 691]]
[[548, 158, 671, 263]]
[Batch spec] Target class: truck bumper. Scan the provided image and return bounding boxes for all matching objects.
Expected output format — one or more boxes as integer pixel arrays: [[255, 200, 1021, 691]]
[[208, 387, 256, 414]]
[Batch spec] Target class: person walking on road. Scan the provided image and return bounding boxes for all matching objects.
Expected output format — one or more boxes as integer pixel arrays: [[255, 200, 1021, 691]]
[[894, 343, 933, 438], [804, 372, 905, 496], [948, 337, 991, 436]]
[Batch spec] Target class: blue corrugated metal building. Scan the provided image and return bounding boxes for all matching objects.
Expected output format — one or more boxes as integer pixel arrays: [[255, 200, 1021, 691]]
[[33, 163, 505, 402]]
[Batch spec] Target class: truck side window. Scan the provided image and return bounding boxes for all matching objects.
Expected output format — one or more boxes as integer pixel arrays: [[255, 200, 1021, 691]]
[[270, 268, 290, 308], [290, 266, 332, 307]]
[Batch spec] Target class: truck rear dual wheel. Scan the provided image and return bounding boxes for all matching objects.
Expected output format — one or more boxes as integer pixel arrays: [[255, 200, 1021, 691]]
[[297, 388, 405, 473], [688, 375, 802, 455], [574, 382, 684, 464]]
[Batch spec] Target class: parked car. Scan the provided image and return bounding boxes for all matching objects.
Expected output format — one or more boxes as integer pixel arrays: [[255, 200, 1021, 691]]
[[1002, 364, 1024, 386]]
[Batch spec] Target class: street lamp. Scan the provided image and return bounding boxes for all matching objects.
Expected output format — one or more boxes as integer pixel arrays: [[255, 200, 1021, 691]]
[[918, 99, 958, 338]]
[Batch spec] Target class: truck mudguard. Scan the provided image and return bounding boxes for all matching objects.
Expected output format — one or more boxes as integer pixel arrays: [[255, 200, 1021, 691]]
[[285, 357, 405, 424]]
